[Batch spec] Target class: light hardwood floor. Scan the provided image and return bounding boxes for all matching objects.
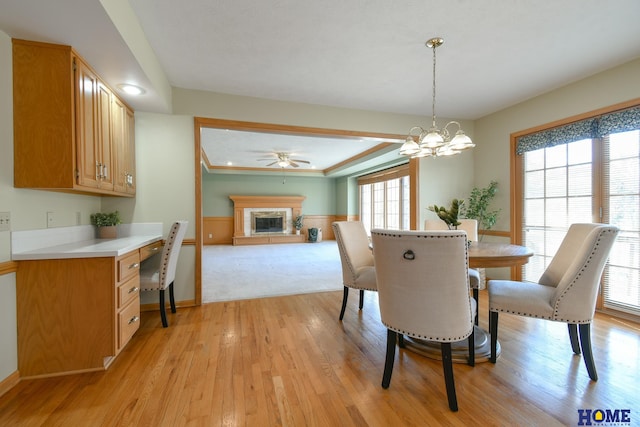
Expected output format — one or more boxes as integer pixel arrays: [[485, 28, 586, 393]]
[[1, 290, 638, 426]]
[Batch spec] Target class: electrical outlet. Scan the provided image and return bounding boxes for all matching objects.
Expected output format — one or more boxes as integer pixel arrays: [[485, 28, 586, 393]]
[[47, 211, 55, 228], [208, 233, 213, 238], [0, 212, 10, 231]]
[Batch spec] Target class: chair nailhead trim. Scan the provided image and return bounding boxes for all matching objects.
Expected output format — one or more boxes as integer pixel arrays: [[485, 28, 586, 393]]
[[552, 230, 615, 320], [382, 322, 471, 342]]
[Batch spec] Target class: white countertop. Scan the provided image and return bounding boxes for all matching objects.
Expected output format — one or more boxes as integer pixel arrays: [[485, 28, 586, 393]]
[[11, 223, 163, 260], [12, 235, 162, 260]]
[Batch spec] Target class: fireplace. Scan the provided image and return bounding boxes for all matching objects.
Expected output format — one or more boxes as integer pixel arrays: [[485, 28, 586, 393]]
[[252, 211, 286, 234], [229, 195, 306, 245]]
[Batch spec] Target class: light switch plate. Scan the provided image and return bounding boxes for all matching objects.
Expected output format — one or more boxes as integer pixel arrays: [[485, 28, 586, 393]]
[[0, 212, 10, 231]]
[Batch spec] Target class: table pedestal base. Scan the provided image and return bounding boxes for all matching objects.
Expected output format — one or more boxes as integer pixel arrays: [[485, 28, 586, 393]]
[[402, 326, 500, 363]]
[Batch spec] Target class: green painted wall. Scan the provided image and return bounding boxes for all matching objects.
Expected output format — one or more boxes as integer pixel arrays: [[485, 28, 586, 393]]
[[202, 172, 337, 216]]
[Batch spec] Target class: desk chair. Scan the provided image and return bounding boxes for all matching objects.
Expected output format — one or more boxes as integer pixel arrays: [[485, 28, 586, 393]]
[[140, 220, 188, 327]]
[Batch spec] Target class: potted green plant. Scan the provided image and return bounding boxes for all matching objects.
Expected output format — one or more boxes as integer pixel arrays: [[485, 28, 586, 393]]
[[428, 198, 464, 229], [90, 210, 121, 239], [294, 215, 304, 235], [463, 180, 501, 240]]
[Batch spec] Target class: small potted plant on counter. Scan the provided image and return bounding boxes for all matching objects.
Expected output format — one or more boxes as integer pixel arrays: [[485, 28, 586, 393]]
[[91, 210, 121, 239], [294, 215, 304, 235]]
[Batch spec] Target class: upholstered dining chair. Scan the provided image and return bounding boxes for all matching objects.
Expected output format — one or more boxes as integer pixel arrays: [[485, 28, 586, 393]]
[[425, 218, 482, 325], [332, 221, 377, 321], [140, 220, 189, 328], [488, 223, 619, 381], [371, 229, 476, 412]]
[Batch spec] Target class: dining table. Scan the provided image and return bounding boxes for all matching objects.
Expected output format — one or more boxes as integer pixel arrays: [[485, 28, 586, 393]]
[[404, 241, 534, 363]]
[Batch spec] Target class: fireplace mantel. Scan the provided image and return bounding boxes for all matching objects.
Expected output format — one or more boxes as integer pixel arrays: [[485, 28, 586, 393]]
[[229, 195, 306, 245]]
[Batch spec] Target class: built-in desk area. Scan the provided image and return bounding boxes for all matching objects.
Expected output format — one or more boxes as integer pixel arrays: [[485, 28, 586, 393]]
[[11, 224, 162, 378]]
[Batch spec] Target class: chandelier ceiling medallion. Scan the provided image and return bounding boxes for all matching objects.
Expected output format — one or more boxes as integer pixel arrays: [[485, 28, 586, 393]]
[[400, 37, 475, 158]]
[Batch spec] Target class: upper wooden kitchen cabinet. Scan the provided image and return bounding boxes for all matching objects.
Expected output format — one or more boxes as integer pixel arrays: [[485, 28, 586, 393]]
[[12, 39, 135, 197], [112, 95, 136, 194]]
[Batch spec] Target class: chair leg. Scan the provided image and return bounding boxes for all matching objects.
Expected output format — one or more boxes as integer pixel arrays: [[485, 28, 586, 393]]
[[579, 323, 598, 381], [159, 289, 168, 328], [489, 311, 498, 363], [381, 329, 397, 389], [468, 328, 475, 367], [568, 323, 580, 354], [339, 287, 349, 320], [441, 342, 458, 412], [359, 289, 364, 310], [169, 281, 176, 313], [472, 288, 479, 326]]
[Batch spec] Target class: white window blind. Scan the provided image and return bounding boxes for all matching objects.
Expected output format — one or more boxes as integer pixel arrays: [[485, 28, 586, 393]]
[[602, 130, 640, 316]]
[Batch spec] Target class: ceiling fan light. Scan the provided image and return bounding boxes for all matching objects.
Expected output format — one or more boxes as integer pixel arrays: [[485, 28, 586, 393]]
[[277, 160, 289, 167]]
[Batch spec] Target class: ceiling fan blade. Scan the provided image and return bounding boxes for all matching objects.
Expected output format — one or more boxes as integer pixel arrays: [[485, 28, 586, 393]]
[[291, 159, 310, 164], [290, 161, 300, 168], [265, 161, 278, 167]]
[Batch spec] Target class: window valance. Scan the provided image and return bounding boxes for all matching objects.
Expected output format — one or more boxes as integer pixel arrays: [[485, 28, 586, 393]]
[[516, 106, 640, 155], [357, 164, 409, 185]]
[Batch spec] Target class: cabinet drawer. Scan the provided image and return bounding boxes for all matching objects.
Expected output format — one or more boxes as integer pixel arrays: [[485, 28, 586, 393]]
[[117, 251, 140, 283], [117, 275, 140, 310], [140, 241, 162, 261], [118, 297, 140, 350]]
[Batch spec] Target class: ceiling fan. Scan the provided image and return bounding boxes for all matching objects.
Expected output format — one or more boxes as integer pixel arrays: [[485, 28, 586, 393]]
[[257, 152, 311, 168]]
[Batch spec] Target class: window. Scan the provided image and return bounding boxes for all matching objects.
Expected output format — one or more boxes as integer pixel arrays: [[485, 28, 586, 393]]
[[522, 139, 594, 281], [515, 104, 640, 319], [603, 130, 640, 315], [358, 165, 410, 234]]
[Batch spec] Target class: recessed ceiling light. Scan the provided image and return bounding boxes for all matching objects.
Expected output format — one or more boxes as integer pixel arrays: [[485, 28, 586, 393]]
[[117, 84, 146, 95]]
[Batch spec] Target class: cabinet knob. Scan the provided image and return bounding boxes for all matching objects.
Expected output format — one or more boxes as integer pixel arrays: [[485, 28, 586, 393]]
[[128, 286, 139, 294], [128, 316, 140, 325], [129, 262, 140, 270]]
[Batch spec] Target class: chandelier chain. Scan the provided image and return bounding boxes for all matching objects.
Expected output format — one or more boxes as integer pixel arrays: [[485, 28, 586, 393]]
[[431, 42, 437, 128]]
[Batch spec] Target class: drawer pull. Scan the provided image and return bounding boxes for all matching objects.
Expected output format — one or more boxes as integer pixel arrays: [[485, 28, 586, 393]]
[[129, 262, 140, 270], [128, 286, 139, 294], [128, 316, 140, 325], [151, 247, 159, 251]]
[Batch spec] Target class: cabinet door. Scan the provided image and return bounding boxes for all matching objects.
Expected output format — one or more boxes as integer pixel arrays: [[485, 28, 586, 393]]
[[97, 82, 114, 191], [125, 107, 136, 193], [112, 96, 136, 194], [75, 57, 101, 189]]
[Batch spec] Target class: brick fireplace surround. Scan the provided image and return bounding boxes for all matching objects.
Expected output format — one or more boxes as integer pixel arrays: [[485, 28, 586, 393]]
[[229, 195, 306, 246]]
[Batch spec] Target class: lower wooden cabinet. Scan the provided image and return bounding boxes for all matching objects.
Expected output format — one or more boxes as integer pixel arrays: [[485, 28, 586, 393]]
[[16, 243, 156, 378], [118, 293, 140, 351]]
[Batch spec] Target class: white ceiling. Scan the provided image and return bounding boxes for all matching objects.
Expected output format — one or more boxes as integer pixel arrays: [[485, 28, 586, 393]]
[[2, 0, 640, 174]]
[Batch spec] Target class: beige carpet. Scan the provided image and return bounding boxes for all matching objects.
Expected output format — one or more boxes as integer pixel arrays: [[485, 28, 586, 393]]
[[202, 241, 343, 303]]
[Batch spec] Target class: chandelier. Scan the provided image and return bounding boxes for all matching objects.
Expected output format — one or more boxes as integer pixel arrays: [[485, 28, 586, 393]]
[[400, 37, 474, 158]]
